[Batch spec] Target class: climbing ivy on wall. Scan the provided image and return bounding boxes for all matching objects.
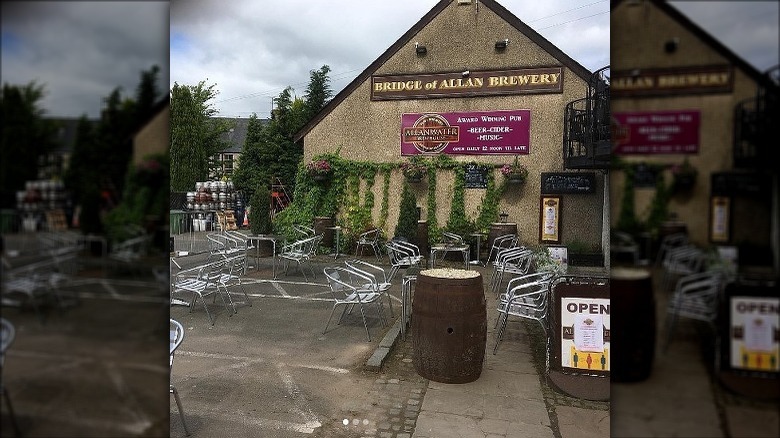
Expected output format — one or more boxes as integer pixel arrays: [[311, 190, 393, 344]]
[[475, 165, 503, 233], [445, 165, 473, 235], [377, 169, 391, 231], [275, 151, 510, 247]]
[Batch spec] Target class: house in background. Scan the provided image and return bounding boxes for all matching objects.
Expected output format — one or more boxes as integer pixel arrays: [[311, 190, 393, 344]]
[[132, 96, 170, 165]]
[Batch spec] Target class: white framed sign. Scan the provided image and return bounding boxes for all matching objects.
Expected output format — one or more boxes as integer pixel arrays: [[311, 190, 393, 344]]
[[560, 297, 610, 371]]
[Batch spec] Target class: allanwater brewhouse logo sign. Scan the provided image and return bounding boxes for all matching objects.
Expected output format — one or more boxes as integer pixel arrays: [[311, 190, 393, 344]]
[[401, 110, 531, 156]]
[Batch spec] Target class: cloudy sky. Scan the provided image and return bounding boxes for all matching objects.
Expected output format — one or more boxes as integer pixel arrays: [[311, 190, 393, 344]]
[[1, 1, 776, 120], [1, 1, 169, 119], [171, 0, 612, 119]]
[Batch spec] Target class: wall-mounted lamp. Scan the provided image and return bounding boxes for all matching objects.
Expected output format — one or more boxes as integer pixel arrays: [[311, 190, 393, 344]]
[[499, 212, 509, 223], [495, 39, 509, 51], [664, 37, 679, 54], [415, 42, 427, 55], [462, 70, 470, 77]]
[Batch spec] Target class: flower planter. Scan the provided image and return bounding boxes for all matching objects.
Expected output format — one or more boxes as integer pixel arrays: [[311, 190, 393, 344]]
[[568, 252, 604, 267], [672, 174, 696, 192], [406, 175, 423, 183], [506, 175, 526, 184], [312, 174, 330, 182]]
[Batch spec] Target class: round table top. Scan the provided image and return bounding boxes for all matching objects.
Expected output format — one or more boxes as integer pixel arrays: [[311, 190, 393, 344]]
[[421, 268, 480, 279]]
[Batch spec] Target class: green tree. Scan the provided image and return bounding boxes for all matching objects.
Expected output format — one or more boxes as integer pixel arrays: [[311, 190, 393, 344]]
[[64, 65, 163, 234], [234, 66, 332, 201], [394, 182, 418, 240], [303, 65, 332, 121], [170, 80, 232, 191], [0, 82, 57, 208]]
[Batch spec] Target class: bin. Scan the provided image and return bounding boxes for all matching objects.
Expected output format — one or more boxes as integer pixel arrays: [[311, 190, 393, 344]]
[[415, 220, 429, 257], [314, 216, 334, 248], [170, 210, 185, 235], [1, 209, 18, 233], [412, 269, 486, 383]]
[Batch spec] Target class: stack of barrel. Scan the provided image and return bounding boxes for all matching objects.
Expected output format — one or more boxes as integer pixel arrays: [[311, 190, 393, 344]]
[[185, 181, 237, 212]]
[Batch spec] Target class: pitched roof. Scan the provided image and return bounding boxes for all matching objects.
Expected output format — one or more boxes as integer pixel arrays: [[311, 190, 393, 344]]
[[611, 0, 775, 88], [47, 117, 99, 153], [294, 0, 594, 142], [212, 116, 269, 153]]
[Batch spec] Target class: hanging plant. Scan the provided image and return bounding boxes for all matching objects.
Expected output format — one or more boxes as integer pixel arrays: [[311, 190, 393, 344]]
[[306, 159, 332, 181], [670, 158, 697, 193], [400, 160, 427, 183], [500, 156, 529, 184]]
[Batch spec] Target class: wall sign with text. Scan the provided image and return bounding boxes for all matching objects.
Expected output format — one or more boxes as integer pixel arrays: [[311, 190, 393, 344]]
[[611, 65, 733, 98], [373, 67, 563, 100], [400, 110, 531, 156], [560, 297, 611, 373], [612, 110, 700, 155], [729, 296, 780, 372]]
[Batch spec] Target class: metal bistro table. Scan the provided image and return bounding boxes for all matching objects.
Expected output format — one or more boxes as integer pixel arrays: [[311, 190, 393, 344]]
[[429, 244, 470, 270], [401, 267, 421, 340], [468, 232, 486, 266], [327, 226, 342, 259], [247, 234, 283, 279]]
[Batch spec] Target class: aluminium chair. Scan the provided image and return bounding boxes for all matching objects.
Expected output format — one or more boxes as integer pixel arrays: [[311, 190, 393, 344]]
[[494, 271, 555, 354], [218, 254, 252, 313], [170, 319, 191, 436], [486, 233, 519, 265], [345, 259, 394, 317], [172, 260, 232, 326], [661, 245, 704, 293], [663, 270, 722, 352], [489, 247, 534, 297], [323, 266, 386, 342], [1, 317, 21, 437], [429, 231, 470, 269], [279, 235, 321, 281], [385, 240, 424, 283], [355, 228, 383, 260], [655, 232, 689, 267]]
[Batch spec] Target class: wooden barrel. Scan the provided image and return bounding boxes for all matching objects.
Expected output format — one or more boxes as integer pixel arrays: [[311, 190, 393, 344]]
[[610, 267, 655, 382], [314, 216, 335, 248], [488, 222, 517, 250], [412, 269, 486, 383]]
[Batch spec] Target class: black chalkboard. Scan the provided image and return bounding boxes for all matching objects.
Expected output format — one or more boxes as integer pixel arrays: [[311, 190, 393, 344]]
[[632, 164, 658, 188], [540, 172, 596, 194], [464, 164, 488, 189]]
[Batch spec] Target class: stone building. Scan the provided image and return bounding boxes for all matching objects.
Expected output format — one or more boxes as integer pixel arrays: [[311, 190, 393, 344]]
[[611, 0, 778, 269], [294, 0, 609, 258]]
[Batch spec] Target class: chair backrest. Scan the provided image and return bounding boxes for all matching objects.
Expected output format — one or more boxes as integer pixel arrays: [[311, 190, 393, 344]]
[[345, 259, 387, 285], [494, 246, 527, 267], [667, 271, 722, 328], [656, 232, 689, 265], [488, 234, 519, 262], [324, 266, 363, 297], [294, 224, 315, 238], [393, 240, 421, 257], [666, 245, 704, 272], [201, 260, 226, 283], [1, 318, 15, 364], [442, 232, 464, 246], [170, 319, 185, 368], [506, 271, 554, 292], [359, 228, 379, 242]]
